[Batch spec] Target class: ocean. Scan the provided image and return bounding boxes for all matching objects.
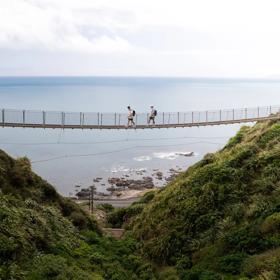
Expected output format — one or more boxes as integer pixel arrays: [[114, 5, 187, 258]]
[[1, 77, 280, 195]]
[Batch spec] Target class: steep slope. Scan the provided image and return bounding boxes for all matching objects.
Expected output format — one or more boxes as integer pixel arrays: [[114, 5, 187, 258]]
[[131, 119, 280, 279], [0, 150, 155, 280]]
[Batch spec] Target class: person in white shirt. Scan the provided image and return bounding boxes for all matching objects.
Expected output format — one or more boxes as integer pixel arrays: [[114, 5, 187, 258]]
[[148, 105, 157, 125], [127, 106, 135, 127]]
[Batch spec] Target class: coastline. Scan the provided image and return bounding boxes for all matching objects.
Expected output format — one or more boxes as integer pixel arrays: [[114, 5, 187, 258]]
[[75, 188, 157, 208]]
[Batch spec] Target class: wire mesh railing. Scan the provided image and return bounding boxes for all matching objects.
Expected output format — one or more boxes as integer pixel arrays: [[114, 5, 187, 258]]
[[0, 105, 280, 128]]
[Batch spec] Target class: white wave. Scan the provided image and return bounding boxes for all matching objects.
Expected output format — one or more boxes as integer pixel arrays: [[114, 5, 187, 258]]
[[110, 165, 148, 174], [133, 155, 152, 162], [133, 167, 147, 172], [153, 152, 179, 160], [111, 166, 130, 173], [153, 151, 195, 160]]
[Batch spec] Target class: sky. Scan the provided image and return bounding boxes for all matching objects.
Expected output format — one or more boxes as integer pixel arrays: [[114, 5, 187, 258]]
[[1, 0, 280, 77]]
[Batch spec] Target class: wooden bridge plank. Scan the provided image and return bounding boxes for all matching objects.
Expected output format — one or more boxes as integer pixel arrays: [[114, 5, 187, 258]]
[[1, 116, 279, 130]]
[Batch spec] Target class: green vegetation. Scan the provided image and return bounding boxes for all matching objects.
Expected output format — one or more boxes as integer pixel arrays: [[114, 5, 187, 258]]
[[130, 119, 280, 279], [3, 117, 280, 279], [107, 191, 156, 228], [0, 150, 156, 279]]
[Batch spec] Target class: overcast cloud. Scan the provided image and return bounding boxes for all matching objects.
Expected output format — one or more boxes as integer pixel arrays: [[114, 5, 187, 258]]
[[0, 0, 280, 77]]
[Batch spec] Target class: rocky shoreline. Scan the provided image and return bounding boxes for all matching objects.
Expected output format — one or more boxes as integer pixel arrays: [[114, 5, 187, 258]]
[[75, 167, 183, 201]]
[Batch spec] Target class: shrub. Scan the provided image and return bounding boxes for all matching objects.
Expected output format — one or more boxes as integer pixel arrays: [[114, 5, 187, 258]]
[[9, 157, 34, 189], [158, 267, 179, 280], [138, 191, 155, 204], [107, 204, 144, 228], [26, 254, 97, 280], [180, 268, 222, 280], [42, 183, 59, 201], [242, 248, 280, 277], [218, 253, 247, 274], [97, 203, 114, 213], [261, 212, 280, 234], [69, 211, 88, 230], [225, 126, 250, 149]]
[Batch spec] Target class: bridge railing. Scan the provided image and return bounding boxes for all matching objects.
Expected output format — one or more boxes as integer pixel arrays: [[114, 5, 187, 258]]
[[1, 105, 280, 127]]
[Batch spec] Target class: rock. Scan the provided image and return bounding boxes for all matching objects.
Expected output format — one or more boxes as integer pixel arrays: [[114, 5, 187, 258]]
[[76, 188, 90, 198], [106, 186, 116, 192], [108, 176, 155, 190], [177, 151, 194, 157], [152, 171, 163, 180], [165, 173, 180, 182], [96, 192, 110, 197], [93, 177, 102, 183]]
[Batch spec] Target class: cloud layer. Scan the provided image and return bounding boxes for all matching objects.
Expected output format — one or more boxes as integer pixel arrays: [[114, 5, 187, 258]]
[[1, 0, 280, 76]]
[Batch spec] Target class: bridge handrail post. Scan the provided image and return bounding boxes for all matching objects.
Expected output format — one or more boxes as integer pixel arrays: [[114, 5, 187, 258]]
[[97, 113, 100, 126], [192, 111, 194, 123], [2, 109, 5, 125], [178, 112, 180, 124], [100, 113, 103, 126], [219, 110, 222, 121], [269, 106, 272, 115], [114, 113, 117, 126], [163, 112, 165, 124], [42, 111, 46, 126], [257, 107, 260, 118], [23, 110, 26, 124], [62, 112, 65, 127], [206, 111, 208, 122], [80, 112, 82, 126], [118, 114, 121, 126]]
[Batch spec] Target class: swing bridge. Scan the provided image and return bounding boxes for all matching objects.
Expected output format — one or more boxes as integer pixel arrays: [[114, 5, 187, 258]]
[[0, 105, 279, 130]]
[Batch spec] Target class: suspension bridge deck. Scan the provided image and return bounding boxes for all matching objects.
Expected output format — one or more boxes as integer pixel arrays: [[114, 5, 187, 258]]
[[1, 106, 279, 130]]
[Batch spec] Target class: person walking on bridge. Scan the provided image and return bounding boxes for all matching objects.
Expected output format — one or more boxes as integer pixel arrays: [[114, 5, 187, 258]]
[[127, 106, 136, 127], [148, 105, 157, 125]]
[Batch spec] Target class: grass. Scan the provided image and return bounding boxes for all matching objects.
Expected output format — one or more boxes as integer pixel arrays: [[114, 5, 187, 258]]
[[129, 118, 280, 278], [3, 117, 280, 279]]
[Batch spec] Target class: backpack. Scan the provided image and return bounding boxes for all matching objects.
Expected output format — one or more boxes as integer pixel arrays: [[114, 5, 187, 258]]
[[133, 110, 136, 116], [154, 110, 157, 116]]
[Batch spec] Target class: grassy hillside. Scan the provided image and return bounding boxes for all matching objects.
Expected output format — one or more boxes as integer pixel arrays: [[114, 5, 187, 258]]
[[3, 117, 280, 279], [130, 119, 280, 279], [0, 150, 156, 280]]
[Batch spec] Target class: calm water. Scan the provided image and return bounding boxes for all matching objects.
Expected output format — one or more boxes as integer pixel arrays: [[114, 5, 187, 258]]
[[1, 77, 280, 195]]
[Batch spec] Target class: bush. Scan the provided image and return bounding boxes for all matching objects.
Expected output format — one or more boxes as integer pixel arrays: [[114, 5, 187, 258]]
[[180, 268, 222, 280], [224, 126, 250, 149], [218, 253, 247, 274], [223, 227, 268, 254], [107, 204, 144, 228], [9, 157, 34, 189], [26, 254, 97, 280], [138, 191, 155, 204], [42, 183, 59, 201], [97, 203, 114, 213], [242, 248, 280, 277], [261, 212, 280, 234], [158, 267, 179, 280], [69, 211, 88, 230]]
